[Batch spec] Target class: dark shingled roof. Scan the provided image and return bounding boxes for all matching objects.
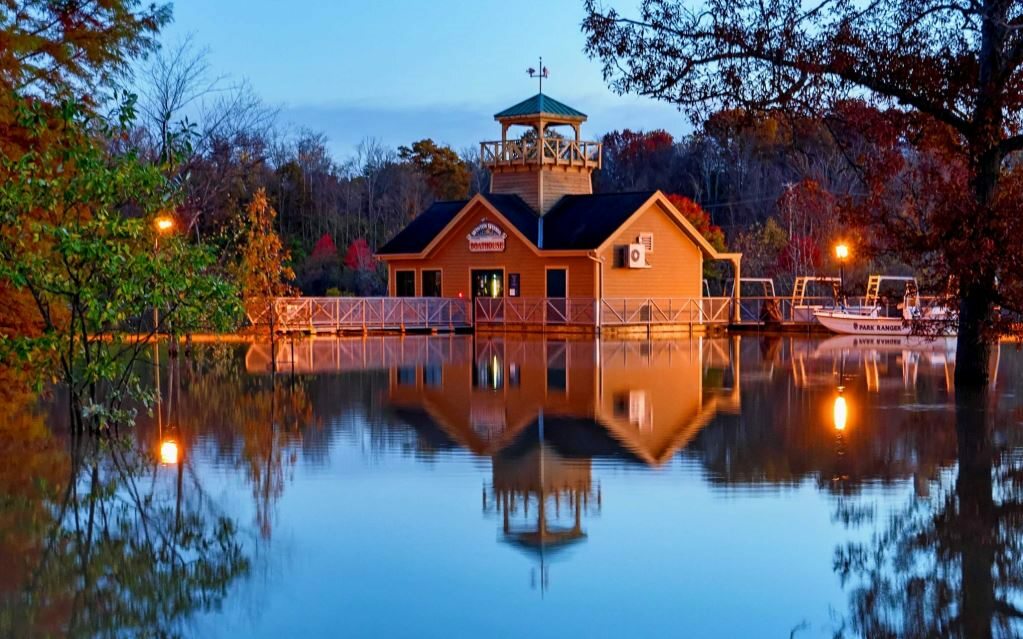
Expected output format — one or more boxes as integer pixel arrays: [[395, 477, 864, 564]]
[[377, 194, 539, 255], [377, 191, 664, 255], [376, 199, 467, 254], [540, 191, 656, 250], [482, 193, 539, 245], [494, 93, 587, 120]]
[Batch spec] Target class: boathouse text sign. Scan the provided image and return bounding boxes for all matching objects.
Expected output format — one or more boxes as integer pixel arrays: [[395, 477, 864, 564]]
[[467, 221, 507, 252]]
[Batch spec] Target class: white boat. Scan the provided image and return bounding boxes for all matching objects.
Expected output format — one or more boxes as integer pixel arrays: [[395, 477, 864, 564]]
[[813, 275, 955, 336], [814, 309, 912, 335]]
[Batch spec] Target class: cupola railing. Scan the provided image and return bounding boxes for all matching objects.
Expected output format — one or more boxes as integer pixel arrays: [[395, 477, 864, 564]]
[[480, 138, 602, 169]]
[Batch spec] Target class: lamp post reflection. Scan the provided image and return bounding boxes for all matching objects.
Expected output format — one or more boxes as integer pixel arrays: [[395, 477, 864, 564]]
[[831, 388, 851, 486], [158, 434, 185, 530], [159, 438, 180, 465], [833, 395, 848, 432]]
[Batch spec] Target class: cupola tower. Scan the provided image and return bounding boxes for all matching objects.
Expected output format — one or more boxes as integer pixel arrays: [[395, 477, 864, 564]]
[[481, 93, 602, 214]]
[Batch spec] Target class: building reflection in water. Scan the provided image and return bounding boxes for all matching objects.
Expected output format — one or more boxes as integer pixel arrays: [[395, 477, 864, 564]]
[[482, 413, 601, 592], [380, 335, 742, 589], [242, 332, 1010, 603]]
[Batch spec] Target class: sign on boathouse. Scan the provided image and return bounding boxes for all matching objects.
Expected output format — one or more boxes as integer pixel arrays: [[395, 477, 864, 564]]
[[467, 221, 507, 252]]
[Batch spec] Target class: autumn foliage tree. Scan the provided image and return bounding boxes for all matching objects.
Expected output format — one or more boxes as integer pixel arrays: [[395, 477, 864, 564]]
[[239, 188, 295, 343], [583, 0, 1023, 389]]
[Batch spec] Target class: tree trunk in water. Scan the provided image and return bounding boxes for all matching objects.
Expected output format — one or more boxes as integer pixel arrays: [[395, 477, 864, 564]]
[[955, 389, 995, 639], [955, 283, 994, 392]]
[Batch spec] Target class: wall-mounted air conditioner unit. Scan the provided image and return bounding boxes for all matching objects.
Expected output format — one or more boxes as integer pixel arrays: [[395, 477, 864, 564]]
[[626, 243, 647, 268]]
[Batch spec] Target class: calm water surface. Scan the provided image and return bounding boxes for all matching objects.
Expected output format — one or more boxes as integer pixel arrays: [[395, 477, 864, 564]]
[[4, 335, 1023, 638]]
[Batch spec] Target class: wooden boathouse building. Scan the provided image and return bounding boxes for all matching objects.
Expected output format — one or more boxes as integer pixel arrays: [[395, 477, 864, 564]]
[[376, 93, 743, 333]]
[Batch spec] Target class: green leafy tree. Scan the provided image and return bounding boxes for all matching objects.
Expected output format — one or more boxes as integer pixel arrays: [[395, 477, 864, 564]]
[[0, 96, 238, 434], [399, 138, 471, 201]]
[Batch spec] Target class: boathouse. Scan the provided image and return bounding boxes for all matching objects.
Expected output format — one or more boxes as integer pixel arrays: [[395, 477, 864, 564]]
[[377, 93, 742, 331]]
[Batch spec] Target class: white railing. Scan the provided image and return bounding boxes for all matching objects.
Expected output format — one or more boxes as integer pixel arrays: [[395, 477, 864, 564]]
[[599, 297, 732, 326], [735, 295, 946, 324], [475, 298, 597, 325], [474, 297, 733, 328], [480, 138, 602, 169], [248, 297, 472, 332]]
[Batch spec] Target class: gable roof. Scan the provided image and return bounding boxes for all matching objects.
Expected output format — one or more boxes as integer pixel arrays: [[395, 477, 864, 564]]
[[494, 93, 587, 120], [377, 199, 467, 255], [540, 192, 656, 250], [377, 190, 733, 260], [377, 193, 539, 256], [482, 193, 540, 245]]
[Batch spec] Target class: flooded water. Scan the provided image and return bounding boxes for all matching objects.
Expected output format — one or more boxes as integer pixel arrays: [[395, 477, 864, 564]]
[[3, 334, 1022, 638]]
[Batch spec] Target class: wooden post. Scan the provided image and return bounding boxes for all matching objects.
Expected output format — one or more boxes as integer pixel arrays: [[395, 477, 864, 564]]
[[731, 256, 743, 324]]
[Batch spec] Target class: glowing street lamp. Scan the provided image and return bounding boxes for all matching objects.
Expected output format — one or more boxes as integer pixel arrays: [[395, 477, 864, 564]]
[[835, 242, 851, 296], [154, 216, 175, 234], [159, 438, 180, 465], [152, 215, 176, 334]]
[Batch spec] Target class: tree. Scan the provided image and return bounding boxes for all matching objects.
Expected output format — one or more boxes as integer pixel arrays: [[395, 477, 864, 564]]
[[665, 193, 726, 251], [0, 1, 169, 102], [582, 0, 1023, 390], [238, 188, 295, 359], [297, 233, 340, 295], [734, 218, 789, 280], [340, 238, 383, 296], [398, 138, 470, 201], [0, 96, 238, 434], [597, 129, 676, 192]]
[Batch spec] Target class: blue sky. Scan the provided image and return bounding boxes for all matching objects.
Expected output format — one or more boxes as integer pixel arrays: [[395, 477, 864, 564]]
[[160, 0, 688, 156]]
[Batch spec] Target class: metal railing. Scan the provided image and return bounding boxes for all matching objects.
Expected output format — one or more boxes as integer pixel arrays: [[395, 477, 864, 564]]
[[248, 297, 472, 332], [474, 297, 733, 328], [735, 295, 946, 324], [599, 297, 732, 326], [480, 138, 602, 169], [475, 298, 597, 325]]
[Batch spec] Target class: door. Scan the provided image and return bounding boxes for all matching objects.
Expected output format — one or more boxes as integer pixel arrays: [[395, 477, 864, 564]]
[[546, 268, 567, 323], [471, 269, 504, 322]]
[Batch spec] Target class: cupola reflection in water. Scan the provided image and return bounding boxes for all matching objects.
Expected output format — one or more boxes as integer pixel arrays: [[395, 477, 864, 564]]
[[5, 334, 1022, 638]]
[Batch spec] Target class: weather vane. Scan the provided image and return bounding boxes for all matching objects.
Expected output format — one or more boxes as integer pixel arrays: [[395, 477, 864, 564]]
[[527, 56, 549, 93]]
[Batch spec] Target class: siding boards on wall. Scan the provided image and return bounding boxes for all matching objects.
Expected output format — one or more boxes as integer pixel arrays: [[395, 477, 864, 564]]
[[599, 201, 704, 299], [540, 170, 592, 214], [388, 201, 596, 299]]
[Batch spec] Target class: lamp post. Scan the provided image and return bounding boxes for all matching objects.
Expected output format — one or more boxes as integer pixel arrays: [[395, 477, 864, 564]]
[[834, 242, 850, 300], [153, 215, 176, 334]]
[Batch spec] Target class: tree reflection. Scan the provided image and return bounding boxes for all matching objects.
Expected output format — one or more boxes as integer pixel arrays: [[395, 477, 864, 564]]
[[835, 390, 1023, 638], [0, 425, 248, 638], [174, 344, 315, 538]]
